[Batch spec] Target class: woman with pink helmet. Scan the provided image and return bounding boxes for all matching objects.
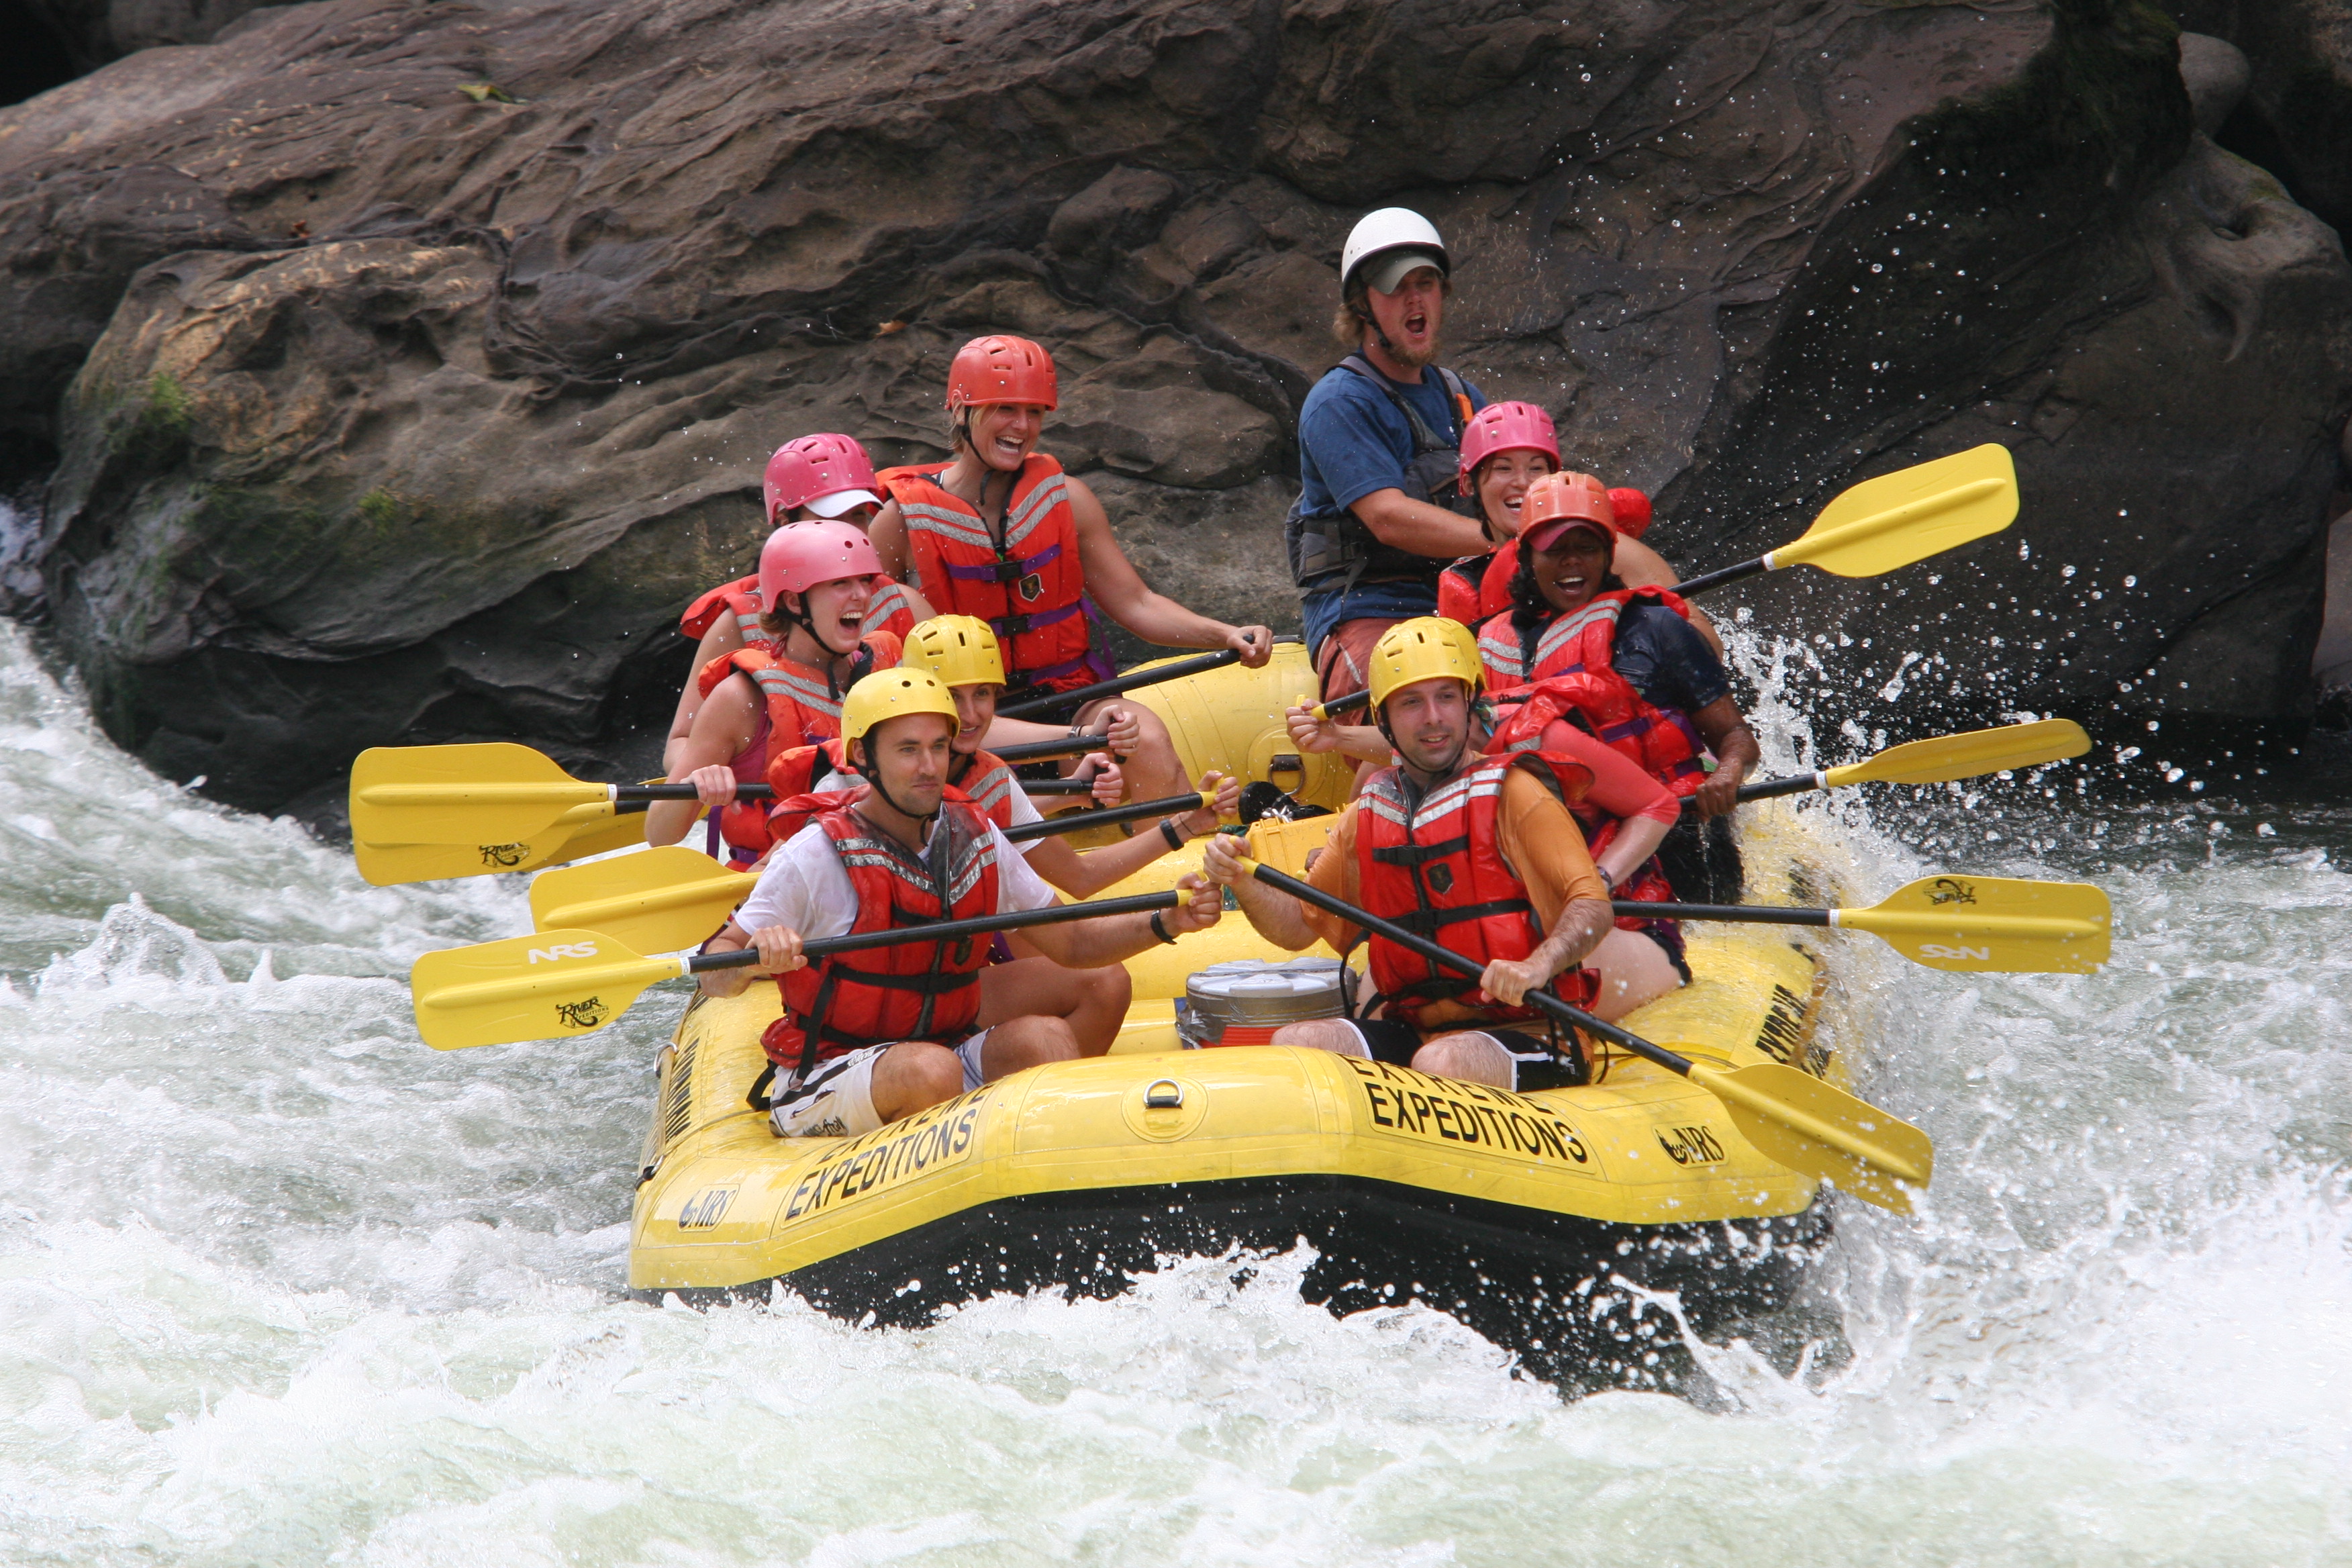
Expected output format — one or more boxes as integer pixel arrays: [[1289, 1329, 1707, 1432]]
[[664, 433, 938, 775], [648, 520, 905, 867]]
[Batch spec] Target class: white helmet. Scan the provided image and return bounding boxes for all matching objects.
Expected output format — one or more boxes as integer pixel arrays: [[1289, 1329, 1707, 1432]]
[[1340, 207, 1449, 296]]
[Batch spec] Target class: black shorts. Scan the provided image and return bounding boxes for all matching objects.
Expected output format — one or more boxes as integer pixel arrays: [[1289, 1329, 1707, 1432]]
[[1349, 1019, 1587, 1092]]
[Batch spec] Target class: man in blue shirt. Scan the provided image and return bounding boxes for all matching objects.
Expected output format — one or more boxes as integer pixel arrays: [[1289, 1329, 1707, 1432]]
[[1286, 209, 1498, 701]]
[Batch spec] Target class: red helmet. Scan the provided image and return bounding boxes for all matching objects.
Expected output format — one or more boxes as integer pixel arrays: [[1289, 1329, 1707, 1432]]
[[946, 335, 1057, 413], [764, 434, 881, 525], [1520, 472, 1616, 554], [1457, 401, 1559, 493], [1606, 487, 1651, 539], [757, 521, 881, 607]]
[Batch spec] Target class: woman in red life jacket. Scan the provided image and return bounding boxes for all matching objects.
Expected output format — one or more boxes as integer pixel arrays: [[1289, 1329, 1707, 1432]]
[[699, 671, 1225, 1140], [867, 334, 1275, 802], [1432, 411, 1722, 657], [1203, 620, 1676, 1098], [648, 522, 902, 867], [664, 434, 937, 774], [1475, 473, 1758, 903]]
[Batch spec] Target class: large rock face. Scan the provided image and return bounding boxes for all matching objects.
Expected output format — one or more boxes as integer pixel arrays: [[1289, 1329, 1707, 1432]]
[[0, 0, 2346, 813]]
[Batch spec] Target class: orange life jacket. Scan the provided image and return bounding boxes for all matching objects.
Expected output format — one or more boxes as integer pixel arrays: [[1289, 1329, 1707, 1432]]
[[1353, 754, 1601, 1030], [1475, 588, 1708, 796], [948, 748, 1020, 830], [696, 634, 900, 863], [679, 573, 918, 648], [880, 454, 1108, 692], [758, 797, 999, 1075], [1438, 542, 1518, 626]]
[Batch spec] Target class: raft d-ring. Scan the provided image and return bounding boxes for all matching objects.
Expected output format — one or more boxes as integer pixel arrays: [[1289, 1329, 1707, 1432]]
[[1144, 1079, 1184, 1109]]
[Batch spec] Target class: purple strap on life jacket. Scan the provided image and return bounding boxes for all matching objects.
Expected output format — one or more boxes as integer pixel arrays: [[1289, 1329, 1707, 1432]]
[[944, 540, 1064, 581], [988, 599, 1085, 640]]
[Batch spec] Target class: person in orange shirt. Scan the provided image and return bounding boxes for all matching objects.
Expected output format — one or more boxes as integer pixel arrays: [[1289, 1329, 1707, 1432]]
[[1205, 620, 1669, 1093]]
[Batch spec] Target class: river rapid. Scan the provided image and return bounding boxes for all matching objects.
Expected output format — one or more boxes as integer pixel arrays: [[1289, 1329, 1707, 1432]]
[[0, 608, 2345, 1567]]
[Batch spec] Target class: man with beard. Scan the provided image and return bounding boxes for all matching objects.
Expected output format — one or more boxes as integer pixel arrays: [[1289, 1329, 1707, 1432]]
[[1286, 209, 1492, 703]]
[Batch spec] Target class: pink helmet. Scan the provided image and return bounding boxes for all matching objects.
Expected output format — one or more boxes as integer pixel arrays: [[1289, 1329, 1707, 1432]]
[[1606, 487, 1652, 539], [757, 522, 881, 607], [1457, 401, 1560, 494], [947, 334, 1057, 413], [764, 434, 881, 525]]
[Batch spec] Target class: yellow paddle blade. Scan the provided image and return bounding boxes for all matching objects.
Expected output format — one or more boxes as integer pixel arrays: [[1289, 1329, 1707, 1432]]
[[352, 801, 632, 887], [1689, 1060, 1932, 1214], [1839, 875, 2110, 973], [1823, 718, 2090, 789], [350, 742, 610, 845], [411, 928, 686, 1050], [1769, 444, 2018, 578], [529, 846, 757, 954]]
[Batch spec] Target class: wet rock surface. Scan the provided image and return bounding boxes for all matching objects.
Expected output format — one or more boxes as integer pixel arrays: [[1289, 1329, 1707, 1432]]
[[0, 0, 2347, 813]]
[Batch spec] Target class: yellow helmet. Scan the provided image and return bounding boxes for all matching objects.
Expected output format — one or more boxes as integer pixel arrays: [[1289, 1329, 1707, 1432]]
[[901, 615, 1005, 689], [839, 669, 960, 748], [1367, 617, 1481, 709]]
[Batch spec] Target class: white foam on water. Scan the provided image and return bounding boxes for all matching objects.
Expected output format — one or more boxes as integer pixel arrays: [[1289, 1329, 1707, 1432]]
[[0, 617, 2345, 1563]]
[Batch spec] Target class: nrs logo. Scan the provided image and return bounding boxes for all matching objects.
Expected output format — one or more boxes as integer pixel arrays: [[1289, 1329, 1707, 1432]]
[[528, 942, 599, 964], [1920, 942, 1991, 961]]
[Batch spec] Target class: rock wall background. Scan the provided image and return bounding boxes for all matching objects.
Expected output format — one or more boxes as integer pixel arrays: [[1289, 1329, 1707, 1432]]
[[0, 0, 2347, 818]]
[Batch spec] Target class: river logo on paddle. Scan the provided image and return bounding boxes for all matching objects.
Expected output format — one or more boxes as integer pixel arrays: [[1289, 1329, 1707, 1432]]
[[1926, 877, 1977, 905], [478, 841, 531, 868], [554, 996, 610, 1030]]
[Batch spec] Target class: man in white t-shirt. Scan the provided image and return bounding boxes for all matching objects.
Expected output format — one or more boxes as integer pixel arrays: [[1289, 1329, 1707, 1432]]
[[699, 669, 1222, 1139]]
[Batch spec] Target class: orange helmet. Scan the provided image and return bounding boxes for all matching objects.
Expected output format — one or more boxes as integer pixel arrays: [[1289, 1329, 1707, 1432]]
[[946, 335, 1057, 413], [1520, 471, 1616, 554]]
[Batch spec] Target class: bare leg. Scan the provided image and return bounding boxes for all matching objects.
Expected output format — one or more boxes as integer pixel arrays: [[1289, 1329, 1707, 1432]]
[[1270, 1018, 1371, 1056], [1585, 928, 1684, 1022], [1409, 1031, 1514, 1088], [1069, 699, 1185, 803], [978, 952, 1132, 1056], [978, 1014, 1082, 1079], [870, 1041, 969, 1123]]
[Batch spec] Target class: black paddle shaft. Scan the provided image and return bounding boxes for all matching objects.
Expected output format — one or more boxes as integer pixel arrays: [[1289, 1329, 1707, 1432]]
[[684, 890, 1183, 973], [1003, 791, 1208, 844], [995, 649, 1239, 719], [993, 732, 1110, 764], [1669, 556, 1769, 597], [1240, 859, 1696, 1076], [616, 781, 776, 804], [1610, 899, 1830, 926]]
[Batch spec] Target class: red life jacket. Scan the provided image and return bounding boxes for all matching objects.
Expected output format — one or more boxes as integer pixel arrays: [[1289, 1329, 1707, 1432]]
[[1353, 754, 1602, 1030], [696, 634, 900, 863], [949, 748, 1020, 830], [758, 797, 1001, 1074], [679, 573, 919, 648], [1483, 717, 1678, 930], [1437, 543, 1517, 626], [1475, 587, 1709, 796], [880, 454, 1108, 693]]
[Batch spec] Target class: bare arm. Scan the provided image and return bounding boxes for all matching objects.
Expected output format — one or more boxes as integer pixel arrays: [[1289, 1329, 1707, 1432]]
[[1200, 832, 1326, 952], [1016, 874, 1223, 968], [695, 917, 799, 999], [1687, 696, 1760, 820], [1616, 536, 1724, 658], [1287, 701, 1391, 766], [1019, 771, 1238, 898], [1479, 894, 1616, 1008], [1067, 476, 1272, 665], [665, 618, 746, 775], [1349, 487, 1492, 560], [870, 499, 912, 581], [648, 675, 760, 846]]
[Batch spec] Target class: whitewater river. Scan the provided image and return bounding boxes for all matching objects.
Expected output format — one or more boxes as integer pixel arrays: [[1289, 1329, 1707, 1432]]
[[0, 611, 2345, 1566]]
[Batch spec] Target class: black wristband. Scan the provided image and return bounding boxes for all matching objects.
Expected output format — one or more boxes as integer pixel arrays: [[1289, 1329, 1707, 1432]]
[[1149, 910, 1179, 945], [1159, 818, 1185, 852]]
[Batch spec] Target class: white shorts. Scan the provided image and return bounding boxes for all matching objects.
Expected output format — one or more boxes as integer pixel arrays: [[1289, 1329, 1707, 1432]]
[[769, 1031, 991, 1138]]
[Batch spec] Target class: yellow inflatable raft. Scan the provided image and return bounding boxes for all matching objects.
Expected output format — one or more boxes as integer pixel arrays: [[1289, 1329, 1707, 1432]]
[[630, 779, 1845, 1391]]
